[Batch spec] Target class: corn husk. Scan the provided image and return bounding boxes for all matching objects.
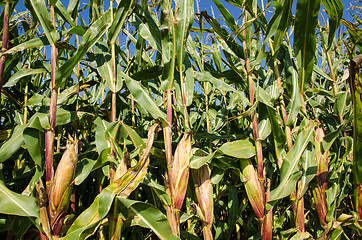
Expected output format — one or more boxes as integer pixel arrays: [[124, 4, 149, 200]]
[[240, 159, 264, 220], [170, 132, 192, 211], [193, 165, 213, 226], [50, 137, 78, 226], [193, 165, 213, 240]]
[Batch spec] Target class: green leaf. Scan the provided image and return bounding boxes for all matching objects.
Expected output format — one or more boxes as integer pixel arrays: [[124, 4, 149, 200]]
[[313, 65, 333, 81], [206, 16, 245, 60], [349, 55, 362, 185], [341, 19, 362, 51], [3, 68, 47, 88], [132, 4, 162, 52], [219, 138, 255, 159], [23, 128, 43, 167], [55, 10, 112, 87], [190, 150, 221, 169], [29, 0, 57, 45], [74, 158, 97, 185], [142, 175, 171, 206], [0, 125, 26, 163], [4, 36, 49, 55], [122, 72, 167, 121], [117, 198, 179, 240], [290, 232, 312, 240], [93, 41, 123, 93], [269, 0, 293, 52], [120, 122, 145, 150], [269, 122, 314, 202], [298, 147, 317, 196], [285, 41, 302, 124], [64, 25, 87, 37], [55, 0, 76, 27], [321, 0, 343, 50], [64, 124, 160, 239], [194, 71, 250, 105], [294, 0, 321, 92], [266, 105, 286, 162], [160, 0, 176, 91], [94, 118, 112, 154], [322, 123, 346, 152], [174, 0, 194, 66], [0, 181, 40, 222], [212, 0, 244, 43], [108, 0, 134, 44], [226, 187, 238, 239]]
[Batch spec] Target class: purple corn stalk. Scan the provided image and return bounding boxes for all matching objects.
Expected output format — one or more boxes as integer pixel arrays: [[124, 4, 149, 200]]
[[0, 0, 10, 95]]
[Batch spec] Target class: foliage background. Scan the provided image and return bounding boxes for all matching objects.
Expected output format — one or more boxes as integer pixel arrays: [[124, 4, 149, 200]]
[[0, 0, 361, 239]]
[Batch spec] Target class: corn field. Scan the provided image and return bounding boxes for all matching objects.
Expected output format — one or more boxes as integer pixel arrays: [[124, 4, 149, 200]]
[[0, 0, 362, 239]]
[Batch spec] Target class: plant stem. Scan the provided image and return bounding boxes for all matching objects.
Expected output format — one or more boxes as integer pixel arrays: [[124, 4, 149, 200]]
[[164, 89, 179, 236], [242, 9, 268, 239], [0, 1, 10, 96], [268, 39, 292, 152], [46, 5, 60, 236], [348, 54, 362, 220]]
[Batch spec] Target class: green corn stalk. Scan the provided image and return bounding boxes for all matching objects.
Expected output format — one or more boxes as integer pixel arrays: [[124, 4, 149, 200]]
[[348, 54, 362, 221], [49, 137, 78, 231]]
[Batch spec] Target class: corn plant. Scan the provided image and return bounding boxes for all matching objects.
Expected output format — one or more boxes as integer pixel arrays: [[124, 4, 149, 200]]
[[0, 0, 361, 239]]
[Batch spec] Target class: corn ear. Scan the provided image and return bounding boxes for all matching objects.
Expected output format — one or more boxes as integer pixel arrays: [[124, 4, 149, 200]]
[[169, 132, 192, 211], [114, 123, 161, 198], [313, 127, 328, 226], [192, 164, 213, 240], [50, 137, 78, 225], [240, 159, 264, 220]]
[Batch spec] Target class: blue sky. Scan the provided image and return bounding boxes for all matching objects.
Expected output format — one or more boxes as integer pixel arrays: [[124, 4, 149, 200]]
[[13, 0, 357, 24], [10, 0, 358, 63], [195, 0, 354, 29], [196, 0, 356, 23]]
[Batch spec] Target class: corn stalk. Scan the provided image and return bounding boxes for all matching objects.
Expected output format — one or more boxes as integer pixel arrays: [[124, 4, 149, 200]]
[[348, 54, 362, 221], [0, 0, 10, 96]]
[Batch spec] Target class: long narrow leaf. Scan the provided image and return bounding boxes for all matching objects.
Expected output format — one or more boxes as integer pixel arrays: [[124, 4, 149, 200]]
[[3, 68, 47, 88], [108, 0, 134, 44], [122, 72, 167, 121], [55, 10, 112, 87], [321, 0, 343, 50], [63, 123, 160, 240], [269, 122, 315, 202], [117, 198, 179, 240], [294, 0, 321, 92], [29, 0, 56, 45], [0, 181, 40, 222]]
